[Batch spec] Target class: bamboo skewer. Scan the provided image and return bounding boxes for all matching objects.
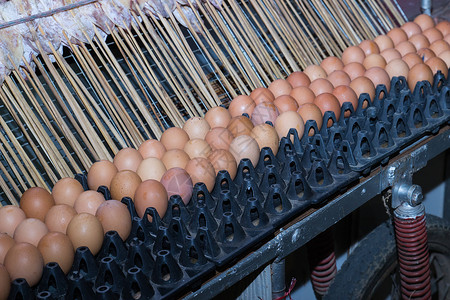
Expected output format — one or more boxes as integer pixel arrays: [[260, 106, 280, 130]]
[[90, 26, 162, 137], [0, 0, 406, 200], [134, 9, 207, 118], [20, 60, 85, 174]]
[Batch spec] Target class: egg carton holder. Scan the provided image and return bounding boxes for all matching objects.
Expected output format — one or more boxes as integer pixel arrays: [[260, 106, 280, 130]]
[[48, 71, 450, 299]]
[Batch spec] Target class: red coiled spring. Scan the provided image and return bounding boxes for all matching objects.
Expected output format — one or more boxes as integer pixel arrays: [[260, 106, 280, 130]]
[[308, 229, 337, 296], [394, 214, 431, 299]]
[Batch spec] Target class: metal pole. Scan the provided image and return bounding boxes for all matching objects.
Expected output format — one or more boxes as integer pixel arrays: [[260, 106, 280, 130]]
[[421, 0, 432, 15], [271, 259, 286, 299]]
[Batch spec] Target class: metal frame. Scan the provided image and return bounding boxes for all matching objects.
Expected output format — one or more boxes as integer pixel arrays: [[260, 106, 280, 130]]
[[185, 126, 450, 299]]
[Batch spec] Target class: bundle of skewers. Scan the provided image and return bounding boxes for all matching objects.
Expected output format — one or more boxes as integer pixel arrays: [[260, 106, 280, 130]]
[[0, 0, 406, 201]]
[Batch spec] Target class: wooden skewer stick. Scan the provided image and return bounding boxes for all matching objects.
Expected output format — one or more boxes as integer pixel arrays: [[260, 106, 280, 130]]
[[159, 14, 220, 109], [20, 58, 86, 173], [196, 2, 250, 95], [2, 78, 58, 185], [264, 0, 316, 67], [134, 9, 206, 118], [91, 26, 162, 137], [0, 87, 47, 189], [226, 0, 288, 79], [31, 56, 96, 168], [281, 0, 324, 64], [9, 70, 73, 178], [114, 25, 188, 123]]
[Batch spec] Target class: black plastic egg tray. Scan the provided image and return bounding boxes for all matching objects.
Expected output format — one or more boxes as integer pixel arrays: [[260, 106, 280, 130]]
[[8, 71, 450, 299]]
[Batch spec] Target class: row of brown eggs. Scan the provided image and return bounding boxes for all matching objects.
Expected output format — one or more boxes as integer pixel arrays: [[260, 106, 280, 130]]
[[0, 185, 132, 293], [1, 15, 449, 297]]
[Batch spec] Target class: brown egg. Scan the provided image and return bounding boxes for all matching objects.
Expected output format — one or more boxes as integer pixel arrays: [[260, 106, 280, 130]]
[[436, 21, 450, 36], [401, 21, 422, 38], [136, 157, 167, 181], [227, 116, 254, 137], [423, 28, 443, 44], [66, 213, 104, 255], [314, 93, 341, 126], [359, 40, 380, 55], [380, 48, 402, 63], [333, 85, 358, 117], [110, 170, 142, 201], [385, 58, 410, 79], [268, 79, 293, 98], [37, 232, 74, 274], [204, 106, 232, 129], [445, 34, 450, 45], [417, 48, 436, 61], [20, 187, 54, 222], [87, 160, 118, 191], [138, 139, 166, 160], [343, 62, 366, 81], [414, 14, 435, 31], [96, 200, 131, 241], [327, 70, 351, 87], [286, 71, 311, 88], [426, 57, 448, 78], [160, 168, 193, 205], [208, 150, 238, 180], [407, 63, 433, 91], [304, 65, 327, 81], [229, 135, 261, 168], [45, 204, 77, 234], [0, 206, 26, 237], [273, 95, 299, 113], [320, 56, 344, 75], [365, 67, 391, 91], [363, 53, 387, 69], [250, 123, 280, 155], [403, 53, 423, 69], [205, 127, 234, 151], [4, 242, 43, 286], [182, 117, 211, 140], [387, 28, 408, 46], [74, 190, 105, 215], [161, 149, 190, 170], [350, 76, 376, 101], [134, 179, 168, 219], [184, 139, 212, 159], [374, 35, 394, 52], [290, 86, 316, 106], [250, 87, 275, 105], [274, 111, 305, 139], [309, 78, 334, 96], [228, 95, 256, 118], [14, 218, 48, 247], [298, 103, 323, 135], [0, 233, 14, 264], [160, 127, 190, 151], [341, 46, 366, 65], [395, 41, 417, 56], [429, 40, 450, 56], [251, 102, 279, 126], [52, 178, 84, 207], [409, 34, 430, 51], [185, 158, 216, 192], [113, 148, 143, 172], [0, 264, 10, 299], [440, 50, 450, 68]]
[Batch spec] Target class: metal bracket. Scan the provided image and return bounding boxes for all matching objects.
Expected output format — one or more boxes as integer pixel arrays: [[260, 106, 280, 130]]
[[381, 144, 428, 209], [381, 144, 428, 191]]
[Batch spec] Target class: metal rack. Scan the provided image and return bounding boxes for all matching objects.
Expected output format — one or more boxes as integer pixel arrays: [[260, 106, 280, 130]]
[[185, 126, 450, 299]]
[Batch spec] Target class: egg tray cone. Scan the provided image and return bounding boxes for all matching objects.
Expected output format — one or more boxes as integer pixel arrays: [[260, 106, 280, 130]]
[[19, 70, 449, 300]]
